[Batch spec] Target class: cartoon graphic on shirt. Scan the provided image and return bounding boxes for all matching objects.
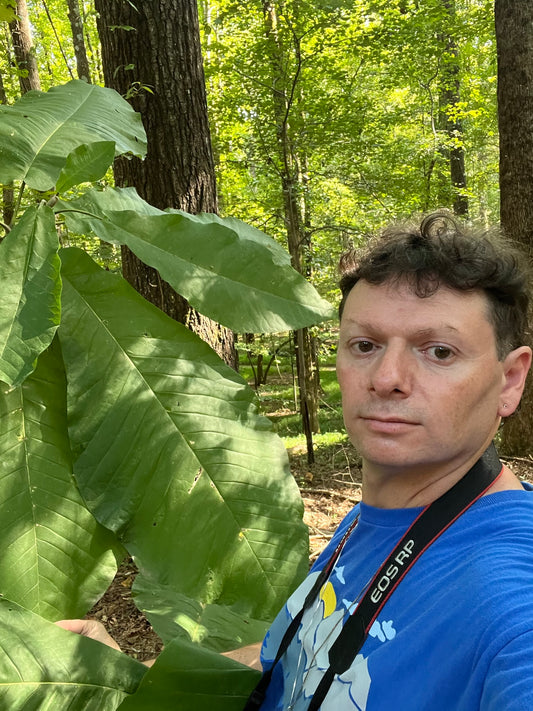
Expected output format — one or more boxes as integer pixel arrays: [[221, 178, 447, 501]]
[[261, 569, 397, 711], [369, 619, 397, 643]]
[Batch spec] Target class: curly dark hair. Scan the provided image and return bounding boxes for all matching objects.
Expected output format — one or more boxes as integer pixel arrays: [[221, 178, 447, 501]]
[[339, 212, 530, 359]]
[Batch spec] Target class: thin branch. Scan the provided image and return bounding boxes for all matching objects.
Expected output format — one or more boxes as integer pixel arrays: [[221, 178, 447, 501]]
[[246, 350, 258, 388], [308, 526, 333, 540], [418, 57, 442, 205], [306, 224, 360, 236], [13, 180, 26, 221], [55, 207, 102, 220], [501, 455, 533, 465], [356, 171, 394, 216], [228, 67, 284, 180], [318, 397, 340, 413], [232, 63, 277, 96], [260, 338, 291, 384], [42, 0, 75, 80], [253, 116, 284, 180], [301, 488, 361, 505], [281, 20, 303, 131]]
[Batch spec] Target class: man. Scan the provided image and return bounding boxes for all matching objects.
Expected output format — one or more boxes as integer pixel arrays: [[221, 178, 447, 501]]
[[248, 212, 533, 710], [60, 212, 533, 709]]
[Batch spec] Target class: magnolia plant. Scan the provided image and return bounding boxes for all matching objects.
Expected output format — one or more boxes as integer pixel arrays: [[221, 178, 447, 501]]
[[0, 80, 334, 709]]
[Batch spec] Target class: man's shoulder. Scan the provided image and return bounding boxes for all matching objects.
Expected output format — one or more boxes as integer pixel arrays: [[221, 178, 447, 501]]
[[456, 490, 533, 553], [446, 492, 533, 601], [468, 487, 533, 526]]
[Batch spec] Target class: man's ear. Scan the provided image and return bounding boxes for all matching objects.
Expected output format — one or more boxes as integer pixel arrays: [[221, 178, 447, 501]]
[[498, 346, 532, 417]]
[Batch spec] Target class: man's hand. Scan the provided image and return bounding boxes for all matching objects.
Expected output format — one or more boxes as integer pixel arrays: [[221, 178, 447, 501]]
[[55, 619, 157, 666], [56, 619, 260, 670], [222, 642, 262, 670], [55, 619, 122, 651]]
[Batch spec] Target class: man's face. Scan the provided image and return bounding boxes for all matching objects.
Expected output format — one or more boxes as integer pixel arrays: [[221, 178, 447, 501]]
[[336, 280, 516, 483]]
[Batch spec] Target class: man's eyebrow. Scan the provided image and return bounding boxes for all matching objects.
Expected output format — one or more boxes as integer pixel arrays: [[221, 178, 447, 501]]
[[342, 320, 460, 337], [412, 325, 460, 338], [340, 318, 376, 331]]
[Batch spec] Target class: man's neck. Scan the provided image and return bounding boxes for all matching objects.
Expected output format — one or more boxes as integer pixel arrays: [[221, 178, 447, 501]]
[[361, 465, 466, 509], [361, 456, 523, 510]]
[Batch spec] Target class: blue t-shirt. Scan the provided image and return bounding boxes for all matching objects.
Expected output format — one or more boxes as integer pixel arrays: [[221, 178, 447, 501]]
[[260, 488, 533, 710]]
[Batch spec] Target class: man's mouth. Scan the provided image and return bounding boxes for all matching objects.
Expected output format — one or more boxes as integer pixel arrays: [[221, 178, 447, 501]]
[[361, 414, 416, 424], [359, 415, 419, 433]]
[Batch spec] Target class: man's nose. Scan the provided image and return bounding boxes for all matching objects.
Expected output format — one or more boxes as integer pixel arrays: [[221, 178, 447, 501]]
[[370, 345, 412, 397]]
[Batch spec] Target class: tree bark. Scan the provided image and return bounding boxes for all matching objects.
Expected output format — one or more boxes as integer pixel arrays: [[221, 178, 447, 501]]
[[262, 1, 320, 463], [67, 0, 92, 82], [437, 0, 468, 216], [9, 0, 41, 93], [6, 0, 37, 228], [495, 0, 533, 455], [0, 68, 13, 229], [95, 0, 235, 367]]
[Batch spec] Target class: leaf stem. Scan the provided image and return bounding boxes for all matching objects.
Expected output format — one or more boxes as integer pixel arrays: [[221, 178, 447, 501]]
[[54, 208, 104, 221], [13, 181, 26, 222]]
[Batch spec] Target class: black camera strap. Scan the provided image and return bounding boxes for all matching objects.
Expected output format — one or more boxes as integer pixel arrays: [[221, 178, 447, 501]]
[[244, 443, 502, 711]]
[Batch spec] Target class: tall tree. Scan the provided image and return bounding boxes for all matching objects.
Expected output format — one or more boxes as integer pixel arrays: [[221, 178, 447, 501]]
[[4, 0, 39, 228], [0, 65, 13, 228], [9, 0, 40, 93], [438, 0, 468, 216], [261, 0, 320, 461], [495, 0, 533, 455], [66, 0, 92, 82], [95, 0, 235, 366]]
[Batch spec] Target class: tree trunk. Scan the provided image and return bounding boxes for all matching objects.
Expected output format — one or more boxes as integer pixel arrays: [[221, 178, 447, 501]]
[[67, 0, 92, 82], [95, 0, 235, 368], [262, 1, 320, 462], [6, 0, 36, 228], [293, 328, 318, 463], [9, 0, 41, 93], [495, 0, 533, 455], [437, 0, 468, 216], [0, 68, 13, 229]]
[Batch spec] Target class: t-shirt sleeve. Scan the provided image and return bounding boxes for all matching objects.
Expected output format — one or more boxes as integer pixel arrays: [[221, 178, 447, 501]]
[[481, 629, 533, 710]]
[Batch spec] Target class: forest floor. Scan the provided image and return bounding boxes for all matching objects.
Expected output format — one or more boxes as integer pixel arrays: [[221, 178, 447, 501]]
[[88, 442, 533, 663]]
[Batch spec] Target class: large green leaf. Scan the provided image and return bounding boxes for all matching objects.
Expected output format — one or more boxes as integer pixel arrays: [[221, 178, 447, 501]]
[[0, 204, 61, 387], [57, 186, 163, 224], [59, 187, 292, 265], [56, 141, 116, 193], [57, 187, 336, 332], [173, 210, 293, 266], [0, 598, 145, 710], [0, 338, 122, 620], [59, 247, 308, 649], [118, 637, 260, 711], [0, 81, 146, 191], [132, 575, 268, 650]]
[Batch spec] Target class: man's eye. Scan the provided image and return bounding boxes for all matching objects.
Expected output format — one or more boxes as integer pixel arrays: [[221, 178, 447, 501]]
[[355, 340, 374, 353], [430, 345, 453, 360]]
